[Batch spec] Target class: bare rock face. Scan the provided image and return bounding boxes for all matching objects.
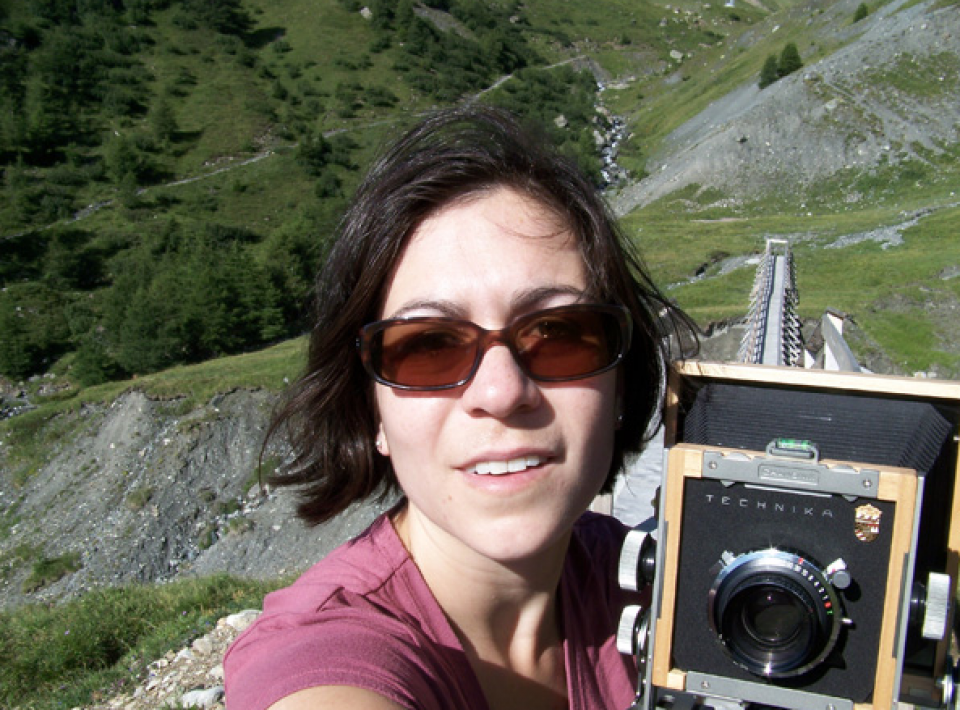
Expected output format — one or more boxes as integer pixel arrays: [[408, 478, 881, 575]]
[[0, 388, 392, 611]]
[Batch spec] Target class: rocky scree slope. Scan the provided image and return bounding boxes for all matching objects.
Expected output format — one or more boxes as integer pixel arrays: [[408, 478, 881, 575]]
[[612, 0, 960, 213], [0, 388, 390, 612]]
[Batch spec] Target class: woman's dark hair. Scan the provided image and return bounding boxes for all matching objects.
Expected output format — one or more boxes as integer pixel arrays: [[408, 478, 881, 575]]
[[266, 104, 697, 525]]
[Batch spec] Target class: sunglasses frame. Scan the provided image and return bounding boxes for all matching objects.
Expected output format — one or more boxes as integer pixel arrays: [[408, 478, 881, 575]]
[[357, 303, 633, 391]]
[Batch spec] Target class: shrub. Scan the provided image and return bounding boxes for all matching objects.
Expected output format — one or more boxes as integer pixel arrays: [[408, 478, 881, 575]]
[[72, 333, 124, 386], [778, 42, 803, 78], [103, 134, 154, 186], [22, 552, 81, 593], [854, 3, 869, 22], [759, 54, 780, 89], [296, 130, 332, 176], [125, 487, 154, 512], [148, 97, 178, 143]]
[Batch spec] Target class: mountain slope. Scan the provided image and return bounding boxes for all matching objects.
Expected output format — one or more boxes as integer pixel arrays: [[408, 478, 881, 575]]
[[613, 0, 960, 211], [603, 0, 960, 376]]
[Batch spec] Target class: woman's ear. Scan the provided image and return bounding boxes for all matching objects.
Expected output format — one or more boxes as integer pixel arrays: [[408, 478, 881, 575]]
[[376, 423, 390, 456]]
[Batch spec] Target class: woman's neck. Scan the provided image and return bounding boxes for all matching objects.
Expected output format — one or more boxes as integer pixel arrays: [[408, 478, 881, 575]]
[[392, 504, 571, 702], [393, 508, 569, 660]]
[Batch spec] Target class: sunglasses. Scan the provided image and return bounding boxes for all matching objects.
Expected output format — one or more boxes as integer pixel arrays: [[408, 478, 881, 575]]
[[358, 303, 632, 391]]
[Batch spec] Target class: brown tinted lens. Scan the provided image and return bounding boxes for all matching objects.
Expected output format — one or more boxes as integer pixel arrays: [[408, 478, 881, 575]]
[[376, 321, 478, 387], [513, 309, 617, 379]]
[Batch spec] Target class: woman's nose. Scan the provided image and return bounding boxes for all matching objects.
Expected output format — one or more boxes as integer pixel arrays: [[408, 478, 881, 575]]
[[459, 343, 541, 419]]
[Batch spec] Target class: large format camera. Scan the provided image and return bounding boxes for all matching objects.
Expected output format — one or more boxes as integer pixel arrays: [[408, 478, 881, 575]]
[[617, 362, 960, 710]]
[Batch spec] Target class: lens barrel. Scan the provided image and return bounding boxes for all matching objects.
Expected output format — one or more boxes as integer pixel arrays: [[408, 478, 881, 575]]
[[708, 549, 844, 678]]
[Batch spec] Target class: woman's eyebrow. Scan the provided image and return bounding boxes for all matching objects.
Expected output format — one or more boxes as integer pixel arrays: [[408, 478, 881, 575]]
[[385, 298, 464, 320], [511, 285, 590, 311], [385, 286, 590, 322]]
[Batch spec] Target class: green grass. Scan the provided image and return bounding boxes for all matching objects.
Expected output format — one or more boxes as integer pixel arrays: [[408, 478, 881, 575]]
[[135, 1, 410, 171], [0, 543, 41, 583], [127, 335, 307, 400], [863, 50, 960, 98], [143, 18, 275, 169], [628, 195, 960, 377], [0, 574, 282, 710]]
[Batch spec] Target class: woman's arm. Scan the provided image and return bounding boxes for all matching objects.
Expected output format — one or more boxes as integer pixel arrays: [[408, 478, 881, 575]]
[[269, 686, 408, 710]]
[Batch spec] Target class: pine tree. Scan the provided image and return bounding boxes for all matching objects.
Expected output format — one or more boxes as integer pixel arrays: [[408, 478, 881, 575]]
[[778, 43, 803, 79], [149, 97, 178, 145], [759, 55, 780, 89], [0, 295, 36, 379], [296, 130, 332, 176]]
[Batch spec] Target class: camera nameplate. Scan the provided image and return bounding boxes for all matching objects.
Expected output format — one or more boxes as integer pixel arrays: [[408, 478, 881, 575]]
[[702, 449, 881, 498]]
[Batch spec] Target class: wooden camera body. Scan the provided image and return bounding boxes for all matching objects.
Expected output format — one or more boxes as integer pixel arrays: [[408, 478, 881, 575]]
[[622, 362, 960, 710]]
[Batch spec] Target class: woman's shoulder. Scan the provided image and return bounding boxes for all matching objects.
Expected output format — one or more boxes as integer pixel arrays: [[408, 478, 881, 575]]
[[225, 513, 419, 658], [274, 513, 410, 611], [232, 510, 421, 625], [223, 513, 477, 710]]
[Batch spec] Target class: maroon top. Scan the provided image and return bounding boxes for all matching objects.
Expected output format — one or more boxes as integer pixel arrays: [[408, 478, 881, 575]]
[[224, 511, 641, 709]]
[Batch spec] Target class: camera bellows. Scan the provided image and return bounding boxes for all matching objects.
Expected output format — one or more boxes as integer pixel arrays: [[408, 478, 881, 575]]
[[682, 383, 953, 474]]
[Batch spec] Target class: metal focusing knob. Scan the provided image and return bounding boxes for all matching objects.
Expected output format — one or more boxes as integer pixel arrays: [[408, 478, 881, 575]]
[[618, 529, 656, 709], [618, 529, 657, 592], [912, 572, 954, 641], [617, 604, 645, 655], [940, 656, 960, 710], [617, 605, 651, 710]]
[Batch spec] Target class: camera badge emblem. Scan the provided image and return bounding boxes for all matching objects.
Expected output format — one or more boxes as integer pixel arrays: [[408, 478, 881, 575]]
[[854, 503, 882, 542]]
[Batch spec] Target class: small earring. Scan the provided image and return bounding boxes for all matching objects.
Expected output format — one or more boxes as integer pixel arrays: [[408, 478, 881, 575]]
[[375, 436, 386, 455], [616, 411, 624, 430]]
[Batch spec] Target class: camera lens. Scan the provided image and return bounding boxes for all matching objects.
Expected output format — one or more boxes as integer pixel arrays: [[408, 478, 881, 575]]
[[709, 550, 843, 679], [741, 585, 805, 645], [720, 575, 818, 674]]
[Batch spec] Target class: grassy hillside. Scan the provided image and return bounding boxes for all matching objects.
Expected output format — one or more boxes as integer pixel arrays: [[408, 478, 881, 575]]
[[1, 0, 957, 391], [0, 574, 279, 709], [0, 0, 669, 385]]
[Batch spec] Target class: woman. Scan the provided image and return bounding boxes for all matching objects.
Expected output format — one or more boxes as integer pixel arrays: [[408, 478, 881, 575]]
[[224, 105, 695, 710]]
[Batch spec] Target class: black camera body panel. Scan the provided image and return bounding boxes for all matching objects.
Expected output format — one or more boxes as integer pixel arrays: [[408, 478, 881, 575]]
[[672, 475, 897, 702]]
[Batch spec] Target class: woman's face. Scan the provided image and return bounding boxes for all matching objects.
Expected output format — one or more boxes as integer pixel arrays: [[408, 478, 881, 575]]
[[375, 186, 619, 565]]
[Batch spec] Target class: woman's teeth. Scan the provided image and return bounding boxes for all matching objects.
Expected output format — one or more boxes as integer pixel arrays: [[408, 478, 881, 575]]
[[470, 456, 544, 476]]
